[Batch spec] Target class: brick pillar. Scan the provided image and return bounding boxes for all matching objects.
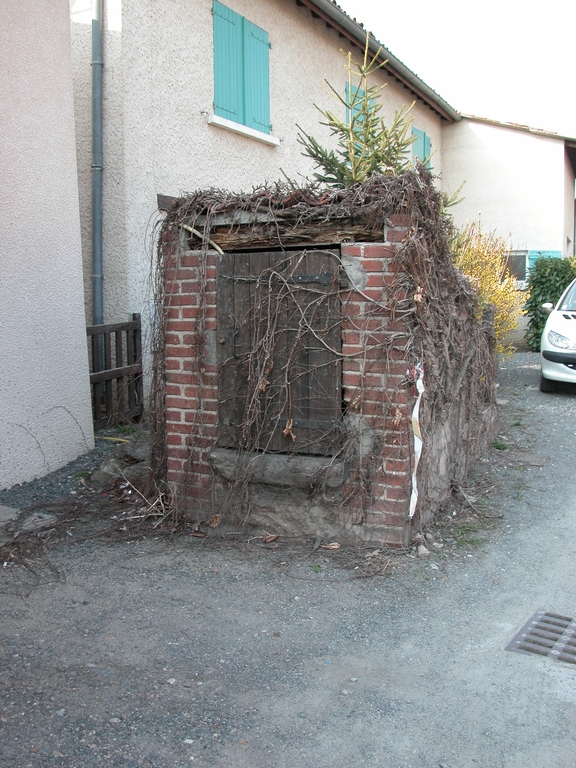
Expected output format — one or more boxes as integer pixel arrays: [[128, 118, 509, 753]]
[[164, 249, 219, 513], [340, 218, 414, 547]]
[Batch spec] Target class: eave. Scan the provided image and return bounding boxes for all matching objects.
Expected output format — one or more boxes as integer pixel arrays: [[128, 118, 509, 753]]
[[299, 0, 461, 123], [564, 142, 576, 177]]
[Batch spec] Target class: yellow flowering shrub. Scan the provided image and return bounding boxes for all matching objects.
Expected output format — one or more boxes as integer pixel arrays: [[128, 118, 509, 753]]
[[452, 221, 525, 356]]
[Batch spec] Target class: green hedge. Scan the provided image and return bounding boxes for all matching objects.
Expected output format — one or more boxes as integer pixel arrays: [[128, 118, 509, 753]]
[[524, 256, 576, 350]]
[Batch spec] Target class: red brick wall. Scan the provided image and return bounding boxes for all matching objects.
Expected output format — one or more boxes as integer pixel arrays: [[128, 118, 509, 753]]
[[163, 219, 415, 547], [164, 248, 218, 507], [339, 226, 413, 548]]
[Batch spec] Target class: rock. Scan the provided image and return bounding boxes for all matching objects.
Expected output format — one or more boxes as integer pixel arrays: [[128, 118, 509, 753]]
[[90, 438, 152, 493], [115, 440, 151, 464], [412, 532, 424, 544], [21, 512, 58, 531], [90, 456, 124, 490], [0, 505, 20, 524], [0, 506, 20, 544], [424, 532, 434, 541], [209, 448, 348, 489], [417, 544, 430, 556], [122, 463, 151, 493]]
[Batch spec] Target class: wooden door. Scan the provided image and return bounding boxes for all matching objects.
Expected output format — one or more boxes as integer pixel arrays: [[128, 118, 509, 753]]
[[217, 248, 343, 456]]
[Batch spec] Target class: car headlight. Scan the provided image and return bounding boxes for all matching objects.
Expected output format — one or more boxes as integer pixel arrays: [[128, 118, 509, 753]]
[[548, 330, 576, 351]]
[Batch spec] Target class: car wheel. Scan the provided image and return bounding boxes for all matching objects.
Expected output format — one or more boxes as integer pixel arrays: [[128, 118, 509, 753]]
[[539, 373, 557, 393]]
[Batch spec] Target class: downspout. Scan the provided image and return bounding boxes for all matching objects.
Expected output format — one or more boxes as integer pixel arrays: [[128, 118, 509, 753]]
[[92, 0, 104, 326]]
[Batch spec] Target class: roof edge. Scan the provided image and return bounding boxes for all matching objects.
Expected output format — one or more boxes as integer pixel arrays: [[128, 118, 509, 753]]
[[461, 114, 576, 144], [303, 0, 461, 123]]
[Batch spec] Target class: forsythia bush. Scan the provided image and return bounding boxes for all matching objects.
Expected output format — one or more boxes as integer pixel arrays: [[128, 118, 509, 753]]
[[452, 221, 525, 356]]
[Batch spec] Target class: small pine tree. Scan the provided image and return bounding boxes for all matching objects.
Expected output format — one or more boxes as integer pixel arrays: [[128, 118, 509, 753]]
[[297, 35, 416, 187]]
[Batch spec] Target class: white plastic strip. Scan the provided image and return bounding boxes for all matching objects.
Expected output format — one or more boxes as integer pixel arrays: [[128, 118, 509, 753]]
[[409, 365, 424, 518]]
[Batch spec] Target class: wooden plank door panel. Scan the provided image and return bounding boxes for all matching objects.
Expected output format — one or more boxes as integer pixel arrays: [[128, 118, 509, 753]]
[[217, 248, 342, 456]]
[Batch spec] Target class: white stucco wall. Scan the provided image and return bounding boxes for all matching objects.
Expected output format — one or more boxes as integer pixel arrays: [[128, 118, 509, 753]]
[[441, 119, 567, 252], [563, 151, 575, 256], [70, 0, 444, 326], [0, 0, 94, 489]]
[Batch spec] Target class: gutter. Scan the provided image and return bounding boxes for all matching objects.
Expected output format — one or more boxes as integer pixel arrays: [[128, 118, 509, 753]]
[[302, 0, 461, 123], [92, 0, 104, 325]]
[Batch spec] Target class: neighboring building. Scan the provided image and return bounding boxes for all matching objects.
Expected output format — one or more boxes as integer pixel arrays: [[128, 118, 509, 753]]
[[69, 0, 459, 327], [0, 1, 94, 489], [442, 116, 576, 282]]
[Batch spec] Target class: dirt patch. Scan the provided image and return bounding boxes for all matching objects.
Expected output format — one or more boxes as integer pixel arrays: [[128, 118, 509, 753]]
[[0, 358, 536, 584], [0, 409, 522, 596], [3, 352, 575, 768]]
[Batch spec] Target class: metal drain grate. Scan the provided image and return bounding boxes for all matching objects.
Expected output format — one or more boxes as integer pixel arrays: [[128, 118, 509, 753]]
[[506, 612, 576, 664]]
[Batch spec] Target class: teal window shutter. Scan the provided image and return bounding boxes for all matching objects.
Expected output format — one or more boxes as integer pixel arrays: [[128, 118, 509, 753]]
[[423, 132, 431, 163], [412, 127, 431, 168], [212, 1, 271, 134], [213, 0, 243, 123], [346, 83, 373, 125], [243, 20, 271, 134], [412, 127, 425, 161]]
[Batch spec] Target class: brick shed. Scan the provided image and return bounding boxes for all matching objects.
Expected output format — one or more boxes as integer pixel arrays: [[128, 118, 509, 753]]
[[154, 172, 497, 548]]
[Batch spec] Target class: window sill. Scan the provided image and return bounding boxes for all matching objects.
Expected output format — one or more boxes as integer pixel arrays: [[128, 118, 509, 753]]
[[208, 114, 280, 146]]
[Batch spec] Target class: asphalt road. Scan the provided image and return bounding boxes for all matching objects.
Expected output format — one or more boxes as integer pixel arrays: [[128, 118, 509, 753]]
[[1, 351, 575, 768]]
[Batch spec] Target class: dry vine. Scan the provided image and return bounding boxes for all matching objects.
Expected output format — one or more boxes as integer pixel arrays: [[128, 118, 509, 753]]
[[148, 169, 497, 539]]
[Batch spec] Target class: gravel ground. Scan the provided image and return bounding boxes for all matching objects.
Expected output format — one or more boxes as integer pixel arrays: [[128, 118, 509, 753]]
[[0, 432, 120, 512], [1, 351, 575, 768]]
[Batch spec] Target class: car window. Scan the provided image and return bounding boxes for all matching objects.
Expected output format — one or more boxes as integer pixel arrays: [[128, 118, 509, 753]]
[[559, 282, 576, 311]]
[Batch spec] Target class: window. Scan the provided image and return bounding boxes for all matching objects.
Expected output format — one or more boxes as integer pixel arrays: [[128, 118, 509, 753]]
[[212, 0, 271, 136], [506, 250, 528, 287], [412, 127, 431, 168]]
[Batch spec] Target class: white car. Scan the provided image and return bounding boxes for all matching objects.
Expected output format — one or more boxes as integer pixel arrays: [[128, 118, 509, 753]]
[[540, 277, 576, 392]]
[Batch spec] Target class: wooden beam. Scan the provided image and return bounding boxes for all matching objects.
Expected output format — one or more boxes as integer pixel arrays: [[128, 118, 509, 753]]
[[157, 193, 178, 212], [87, 319, 140, 335], [90, 363, 141, 385]]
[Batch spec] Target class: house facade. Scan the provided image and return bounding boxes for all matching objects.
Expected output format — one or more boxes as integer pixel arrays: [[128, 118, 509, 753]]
[[0, 0, 94, 489], [442, 116, 576, 281], [70, 0, 458, 328], [5, 0, 573, 493]]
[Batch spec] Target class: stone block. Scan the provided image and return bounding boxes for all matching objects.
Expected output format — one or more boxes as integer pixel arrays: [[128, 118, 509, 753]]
[[208, 449, 348, 490]]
